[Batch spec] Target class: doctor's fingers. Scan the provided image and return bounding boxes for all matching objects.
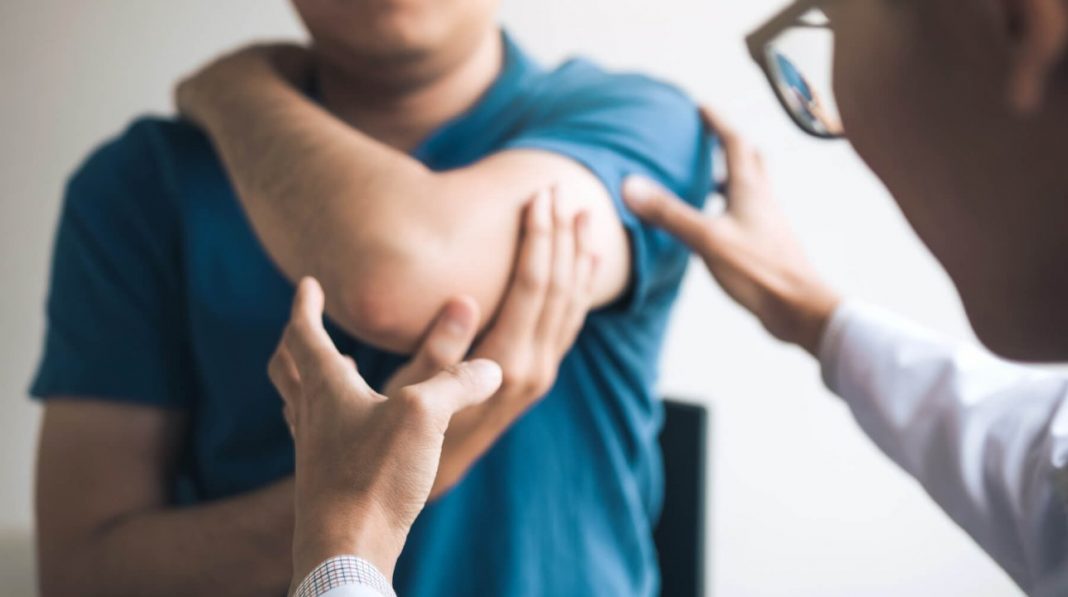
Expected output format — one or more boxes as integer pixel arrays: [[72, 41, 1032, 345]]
[[283, 278, 340, 375], [268, 343, 302, 437], [383, 297, 480, 396], [700, 105, 767, 189], [700, 106, 768, 211], [396, 359, 503, 428], [283, 277, 374, 396], [623, 176, 725, 260]]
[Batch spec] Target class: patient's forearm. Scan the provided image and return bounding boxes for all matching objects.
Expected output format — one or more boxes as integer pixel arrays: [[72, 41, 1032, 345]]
[[185, 61, 450, 344], [184, 61, 519, 351], [40, 479, 295, 597], [184, 55, 629, 353]]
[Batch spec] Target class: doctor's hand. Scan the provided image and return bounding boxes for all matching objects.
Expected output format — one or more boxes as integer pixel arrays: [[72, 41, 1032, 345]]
[[384, 188, 599, 497], [624, 106, 841, 355], [268, 278, 502, 590]]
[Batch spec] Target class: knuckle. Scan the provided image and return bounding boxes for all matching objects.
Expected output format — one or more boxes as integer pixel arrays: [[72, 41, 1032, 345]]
[[281, 324, 297, 348], [421, 350, 450, 372], [397, 386, 435, 417], [444, 362, 480, 391], [517, 266, 549, 292], [395, 390, 435, 422], [499, 364, 529, 391], [266, 352, 281, 377]]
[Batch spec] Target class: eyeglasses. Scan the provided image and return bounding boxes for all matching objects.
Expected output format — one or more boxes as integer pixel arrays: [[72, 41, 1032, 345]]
[[747, 0, 844, 139]]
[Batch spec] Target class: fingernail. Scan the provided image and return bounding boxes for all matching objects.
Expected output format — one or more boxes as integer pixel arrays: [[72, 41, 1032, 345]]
[[623, 176, 659, 206], [466, 359, 503, 390], [442, 300, 475, 336]]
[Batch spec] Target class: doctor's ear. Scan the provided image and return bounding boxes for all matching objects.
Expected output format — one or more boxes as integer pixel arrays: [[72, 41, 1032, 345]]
[[999, 0, 1068, 114]]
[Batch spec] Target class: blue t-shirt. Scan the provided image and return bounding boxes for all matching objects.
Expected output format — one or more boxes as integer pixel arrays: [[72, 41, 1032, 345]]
[[32, 33, 713, 596]]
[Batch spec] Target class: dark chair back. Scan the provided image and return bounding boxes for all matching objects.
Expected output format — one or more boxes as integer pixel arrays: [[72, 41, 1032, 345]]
[[655, 399, 710, 597]]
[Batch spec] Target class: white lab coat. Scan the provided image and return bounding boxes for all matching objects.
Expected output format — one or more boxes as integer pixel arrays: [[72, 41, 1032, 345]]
[[820, 302, 1068, 596]]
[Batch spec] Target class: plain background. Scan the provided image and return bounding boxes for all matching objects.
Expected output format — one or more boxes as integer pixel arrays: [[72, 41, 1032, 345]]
[[0, 0, 1033, 595]]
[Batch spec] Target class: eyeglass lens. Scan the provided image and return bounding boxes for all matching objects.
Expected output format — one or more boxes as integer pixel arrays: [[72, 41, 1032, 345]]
[[764, 10, 843, 138]]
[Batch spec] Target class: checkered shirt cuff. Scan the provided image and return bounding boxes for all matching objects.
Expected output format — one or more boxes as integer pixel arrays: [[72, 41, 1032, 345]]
[[295, 555, 396, 597]]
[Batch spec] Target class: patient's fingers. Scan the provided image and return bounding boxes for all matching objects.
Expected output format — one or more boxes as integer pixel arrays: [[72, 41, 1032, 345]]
[[624, 176, 711, 252], [534, 192, 576, 346], [557, 211, 599, 352], [484, 189, 554, 343]]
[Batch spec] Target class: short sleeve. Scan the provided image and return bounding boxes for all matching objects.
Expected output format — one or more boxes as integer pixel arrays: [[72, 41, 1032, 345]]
[[30, 119, 190, 408], [503, 62, 714, 313]]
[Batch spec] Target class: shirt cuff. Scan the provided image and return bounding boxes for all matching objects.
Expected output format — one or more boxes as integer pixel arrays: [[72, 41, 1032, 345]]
[[817, 300, 863, 395], [294, 556, 396, 597]]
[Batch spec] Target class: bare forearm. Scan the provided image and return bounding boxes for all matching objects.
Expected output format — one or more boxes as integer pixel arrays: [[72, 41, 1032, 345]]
[[186, 63, 440, 334], [41, 479, 295, 597], [185, 57, 628, 352], [185, 63, 502, 349]]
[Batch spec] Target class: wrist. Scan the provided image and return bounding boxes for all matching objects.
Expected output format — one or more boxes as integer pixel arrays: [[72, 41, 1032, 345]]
[[177, 57, 273, 127], [784, 280, 842, 356], [292, 498, 405, 587]]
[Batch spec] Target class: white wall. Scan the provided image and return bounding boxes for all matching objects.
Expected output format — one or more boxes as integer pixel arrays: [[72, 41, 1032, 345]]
[[0, 1, 1022, 595]]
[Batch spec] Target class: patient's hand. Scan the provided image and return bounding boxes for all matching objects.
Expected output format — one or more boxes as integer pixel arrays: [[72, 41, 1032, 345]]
[[384, 188, 600, 496], [624, 106, 841, 355], [268, 278, 501, 589]]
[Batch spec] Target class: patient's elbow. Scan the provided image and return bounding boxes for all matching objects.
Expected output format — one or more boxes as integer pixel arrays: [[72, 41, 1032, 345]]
[[333, 270, 430, 355]]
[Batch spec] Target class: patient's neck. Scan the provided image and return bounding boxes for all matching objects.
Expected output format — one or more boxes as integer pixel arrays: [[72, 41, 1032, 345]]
[[315, 29, 503, 152]]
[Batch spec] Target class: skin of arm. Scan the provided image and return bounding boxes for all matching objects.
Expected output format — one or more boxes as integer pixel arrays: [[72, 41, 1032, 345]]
[[278, 187, 592, 588], [34, 200, 586, 595], [176, 46, 630, 354], [36, 400, 295, 597]]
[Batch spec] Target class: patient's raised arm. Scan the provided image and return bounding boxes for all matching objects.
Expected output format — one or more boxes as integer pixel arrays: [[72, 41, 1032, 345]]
[[176, 44, 631, 353]]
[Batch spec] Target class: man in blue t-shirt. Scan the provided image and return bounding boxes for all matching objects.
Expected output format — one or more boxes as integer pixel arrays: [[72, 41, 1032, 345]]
[[32, 2, 712, 595]]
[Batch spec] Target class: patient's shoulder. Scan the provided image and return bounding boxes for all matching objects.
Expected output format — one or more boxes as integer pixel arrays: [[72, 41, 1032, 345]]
[[526, 57, 697, 122], [514, 59, 711, 203]]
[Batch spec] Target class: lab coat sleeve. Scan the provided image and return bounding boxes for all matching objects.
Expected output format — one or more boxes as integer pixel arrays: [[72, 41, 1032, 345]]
[[317, 586, 385, 597], [819, 301, 1068, 594], [293, 556, 394, 597]]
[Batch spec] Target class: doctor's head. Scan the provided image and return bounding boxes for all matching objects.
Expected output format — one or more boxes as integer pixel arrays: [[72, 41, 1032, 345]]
[[753, 0, 1068, 360]]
